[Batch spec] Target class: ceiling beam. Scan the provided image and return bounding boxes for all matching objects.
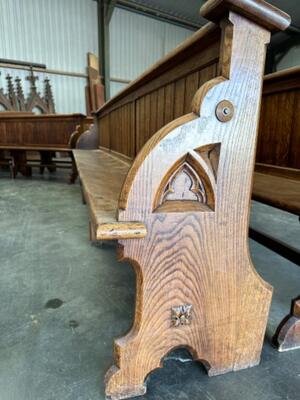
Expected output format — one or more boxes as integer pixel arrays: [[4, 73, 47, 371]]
[[116, 0, 200, 30]]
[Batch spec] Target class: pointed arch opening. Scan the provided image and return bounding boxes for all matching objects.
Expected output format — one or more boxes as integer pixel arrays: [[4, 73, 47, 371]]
[[153, 148, 218, 213]]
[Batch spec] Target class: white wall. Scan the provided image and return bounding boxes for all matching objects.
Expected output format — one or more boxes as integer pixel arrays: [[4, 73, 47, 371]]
[[109, 7, 194, 98], [0, 2, 196, 109], [0, 0, 98, 113]]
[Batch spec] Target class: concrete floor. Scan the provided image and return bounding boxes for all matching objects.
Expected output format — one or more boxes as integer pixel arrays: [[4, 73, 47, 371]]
[[0, 169, 299, 400]]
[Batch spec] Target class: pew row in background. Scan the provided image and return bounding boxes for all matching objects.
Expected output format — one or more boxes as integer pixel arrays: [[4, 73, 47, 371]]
[[254, 66, 300, 353], [74, 0, 292, 398], [0, 113, 93, 182]]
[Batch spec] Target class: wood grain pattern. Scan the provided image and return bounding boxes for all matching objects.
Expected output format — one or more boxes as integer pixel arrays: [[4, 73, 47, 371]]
[[71, 0, 292, 396], [101, 1, 290, 397], [257, 67, 300, 170], [253, 172, 300, 215], [0, 113, 92, 181], [73, 150, 146, 240], [0, 114, 91, 149], [200, 0, 291, 32]]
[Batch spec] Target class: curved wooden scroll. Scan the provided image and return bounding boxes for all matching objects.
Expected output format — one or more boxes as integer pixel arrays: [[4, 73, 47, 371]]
[[76, 123, 99, 149], [104, 1, 290, 399]]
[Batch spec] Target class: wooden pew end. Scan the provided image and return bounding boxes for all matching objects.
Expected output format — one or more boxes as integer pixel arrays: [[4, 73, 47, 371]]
[[273, 297, 300, 352]]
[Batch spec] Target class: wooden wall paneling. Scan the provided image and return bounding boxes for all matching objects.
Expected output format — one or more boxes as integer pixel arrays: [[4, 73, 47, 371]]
[[149, 91, 158, 138], [130, 102, 136, 158], [121, 106, 126, 156], [174, 78, 186, 118], [289, 90, 300, 169], [122, 103, 135, 158], [156, 87, 165, 131], [144, 93, 151, 145], [164, 83, 175, 124], [99, 115, 111, 149], [97, 34, 220, 118], [122, 105, 128, 157], [257, 92, 295, 166], [184, 72, 199, 114], [199, 63, 219, 86], [135, 96, 145, 154], [110, 109, 121, 154]]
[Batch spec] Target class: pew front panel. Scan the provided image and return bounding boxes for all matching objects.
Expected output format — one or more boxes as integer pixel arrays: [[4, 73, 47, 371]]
[[75, 0, 291, 398], [0, 113, 92, 181]]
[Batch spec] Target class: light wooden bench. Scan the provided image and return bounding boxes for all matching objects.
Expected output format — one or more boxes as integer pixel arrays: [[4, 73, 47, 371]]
[[74, 1, 291, 399], [74, 149, 146, 240]]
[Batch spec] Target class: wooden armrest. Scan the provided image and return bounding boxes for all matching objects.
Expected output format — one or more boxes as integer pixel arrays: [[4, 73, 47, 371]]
[[73, 149, 147, 240], [201, 0, 291, 32]]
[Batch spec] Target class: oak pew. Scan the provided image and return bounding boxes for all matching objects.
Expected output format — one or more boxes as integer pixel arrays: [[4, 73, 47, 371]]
[[254, 66, 300, 220], [0, 113, 92, 182], [93, 2, 300, 356], [253, 66, 300, 353], [74, 1, 291, 398]]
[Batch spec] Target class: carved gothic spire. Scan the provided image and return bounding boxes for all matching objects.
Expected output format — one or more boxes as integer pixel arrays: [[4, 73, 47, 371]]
[[26, 66, 39, 93], [15, 76, 26, 111], [44, 77, 55, 113], [6, 74, 18, 109]]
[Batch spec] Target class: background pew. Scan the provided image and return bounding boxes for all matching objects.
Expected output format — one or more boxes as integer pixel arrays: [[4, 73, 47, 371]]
[[0, 113, 92, 181]]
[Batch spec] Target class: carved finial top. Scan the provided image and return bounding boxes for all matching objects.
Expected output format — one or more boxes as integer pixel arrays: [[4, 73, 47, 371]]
[[15, 76, 24, 95], [6, 74, 16, 97], [44, 77, 55, 113], [26, 66, 39, 92], [200, 0, 291, 32]]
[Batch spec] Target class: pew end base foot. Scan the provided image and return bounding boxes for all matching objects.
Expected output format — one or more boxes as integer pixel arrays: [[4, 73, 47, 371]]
[[273, 318, 300, 352], [105, 366, 147, 400], [273, 298, 300, 352]]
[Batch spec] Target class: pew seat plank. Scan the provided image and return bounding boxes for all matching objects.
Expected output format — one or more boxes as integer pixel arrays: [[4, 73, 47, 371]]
[[73, 149, 146, 240], [253, 172, 300, 215]]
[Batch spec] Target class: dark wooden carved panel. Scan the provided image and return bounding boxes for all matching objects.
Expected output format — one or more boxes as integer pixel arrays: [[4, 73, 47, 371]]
[[0, 69, 55, 114], [0, 114, 90, 149]]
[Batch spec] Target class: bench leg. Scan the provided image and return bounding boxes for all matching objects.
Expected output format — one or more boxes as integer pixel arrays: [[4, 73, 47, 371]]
[[68, 152, 78, 184], [11, 150, 32, 178], [104, 235, 272, 400], [273, 297, 300, 352], [40, 151, 56, 174]]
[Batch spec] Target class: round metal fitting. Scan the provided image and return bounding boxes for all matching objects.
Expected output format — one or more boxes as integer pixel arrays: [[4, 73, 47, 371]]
[[215, 100, 234, 122]]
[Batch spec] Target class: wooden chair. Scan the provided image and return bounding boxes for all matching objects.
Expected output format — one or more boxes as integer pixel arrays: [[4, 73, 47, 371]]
[[74, 0, 290, 398]]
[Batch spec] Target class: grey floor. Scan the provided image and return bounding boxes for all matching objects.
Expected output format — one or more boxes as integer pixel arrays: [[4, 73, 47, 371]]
[[0, 169, 299, 400]]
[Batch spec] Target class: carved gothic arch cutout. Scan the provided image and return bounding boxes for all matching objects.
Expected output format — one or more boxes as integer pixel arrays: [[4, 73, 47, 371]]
[[26, 93, 49, 114], [32, 106, 44, 115], [153, 144, 220, 213], [0, 89, 13, 111]]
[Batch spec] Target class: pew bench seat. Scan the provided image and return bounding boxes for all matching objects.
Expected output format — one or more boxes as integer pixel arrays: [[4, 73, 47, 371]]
[[73, 149, 146, 240], [253, 166, 300, 216], [250, 164, 300, 269]]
